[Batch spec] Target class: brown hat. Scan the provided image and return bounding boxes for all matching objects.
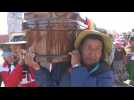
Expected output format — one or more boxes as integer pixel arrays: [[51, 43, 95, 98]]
[[74, 30, 113, 63]]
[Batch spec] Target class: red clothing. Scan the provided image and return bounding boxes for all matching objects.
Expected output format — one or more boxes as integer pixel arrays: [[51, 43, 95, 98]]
[[0, 63, 22, 87], [18, 66, 39, 87], [0, 62, 39, 87], [18, 82, 39, 87]]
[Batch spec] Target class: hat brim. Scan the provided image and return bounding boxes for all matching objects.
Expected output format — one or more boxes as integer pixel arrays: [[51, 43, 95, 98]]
[[74, 30, 112, 55], [0, 41, 27, 45]]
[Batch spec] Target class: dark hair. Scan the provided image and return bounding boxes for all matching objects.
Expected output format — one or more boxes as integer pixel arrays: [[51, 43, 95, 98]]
[[79, 33, 105, 60], [130, 36, 134, 41]]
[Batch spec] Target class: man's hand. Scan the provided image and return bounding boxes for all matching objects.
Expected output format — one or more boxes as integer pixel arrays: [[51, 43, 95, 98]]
[[68, 50, 81, 67], [18, 50, 25, 65], [24, 52, 40, 71]]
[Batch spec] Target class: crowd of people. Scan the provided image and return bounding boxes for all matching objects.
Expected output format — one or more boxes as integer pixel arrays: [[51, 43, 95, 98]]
[[110, 31, 134, 86], [0, 29, 134, 87]]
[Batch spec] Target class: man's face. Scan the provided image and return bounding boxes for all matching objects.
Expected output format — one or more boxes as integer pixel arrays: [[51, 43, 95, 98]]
[[10, 44, 23, 54], [4, 55, 14, 64], [81, 39, 103, 66]]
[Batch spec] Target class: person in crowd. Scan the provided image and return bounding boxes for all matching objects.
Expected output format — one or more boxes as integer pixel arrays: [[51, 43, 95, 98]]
[[30, 30, 114, 87], [0, 49, 23, 87], [112, 39, 128, 87], [125, 36, 134, 85], [0, 41, 39, 87]]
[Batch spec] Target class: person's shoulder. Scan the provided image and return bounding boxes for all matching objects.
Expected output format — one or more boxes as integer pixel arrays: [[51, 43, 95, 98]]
[[98, 61, 113, 77], [96, 70, 113, 87], [35, 66, 50, 75], [101, 61, 112, 72], [92, 61, 111, 77]]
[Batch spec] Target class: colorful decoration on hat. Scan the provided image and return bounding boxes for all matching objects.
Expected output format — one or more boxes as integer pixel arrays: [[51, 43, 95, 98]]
[[84, 17, 96, 31], [93, 22, 96, 30]]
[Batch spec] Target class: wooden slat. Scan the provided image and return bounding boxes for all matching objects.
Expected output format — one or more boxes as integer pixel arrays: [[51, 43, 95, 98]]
[[23, 12, 83, 63]]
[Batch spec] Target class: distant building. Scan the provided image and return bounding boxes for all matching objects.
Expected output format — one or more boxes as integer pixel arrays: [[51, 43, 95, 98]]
[[7, 12, 23, 34], [0, 12, 23, 35]]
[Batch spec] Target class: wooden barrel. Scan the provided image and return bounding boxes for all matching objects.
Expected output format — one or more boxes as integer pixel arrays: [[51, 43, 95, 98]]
[[23, 12, 84, 64]]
